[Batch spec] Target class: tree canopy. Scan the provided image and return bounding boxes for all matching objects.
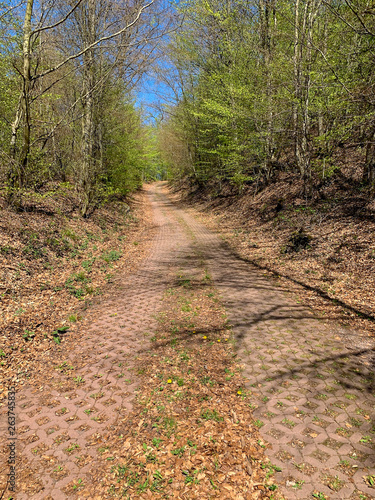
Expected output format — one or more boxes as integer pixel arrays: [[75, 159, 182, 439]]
[[158, 0, 375, 194], [0, 0, 374, 212]]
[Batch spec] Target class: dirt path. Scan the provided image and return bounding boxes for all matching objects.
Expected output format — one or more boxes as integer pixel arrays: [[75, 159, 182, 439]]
[[1, 183, 374, 499]]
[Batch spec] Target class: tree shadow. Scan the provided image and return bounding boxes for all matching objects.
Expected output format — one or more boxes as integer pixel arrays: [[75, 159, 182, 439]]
[[253, 345, 375, 395], [217, 240, 375, 325]]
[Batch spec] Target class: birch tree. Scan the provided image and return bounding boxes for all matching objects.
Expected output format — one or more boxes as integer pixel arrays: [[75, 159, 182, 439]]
[[5, 0, 160, 209], [293, 0, 322, 186]]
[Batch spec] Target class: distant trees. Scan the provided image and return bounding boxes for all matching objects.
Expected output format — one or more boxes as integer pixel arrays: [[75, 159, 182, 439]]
[[2, 0, 373, 205], [0, 0, 170, 214], [158, 0, 375, 194]]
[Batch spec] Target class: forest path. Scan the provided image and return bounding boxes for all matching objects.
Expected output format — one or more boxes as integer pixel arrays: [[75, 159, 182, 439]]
[[162, 185, 375, 500], [1, 182, 374, 499], [0, 183, 182, 498]]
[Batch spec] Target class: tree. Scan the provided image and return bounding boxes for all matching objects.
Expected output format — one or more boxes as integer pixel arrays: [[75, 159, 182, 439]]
[[4, 0, 165, 212], [160, 0, 375, 197]]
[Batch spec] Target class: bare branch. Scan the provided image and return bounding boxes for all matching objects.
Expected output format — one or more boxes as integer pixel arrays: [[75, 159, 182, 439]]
[[311, 41, 353, 96], [321, 0, 374, 36], [343, 0, 375, 36], [0, 1, 23, 22], [278, 6, 353, 96], [37, 1, 154, 80], [32, 0, 85, 35], [32, 43, 130, 147]]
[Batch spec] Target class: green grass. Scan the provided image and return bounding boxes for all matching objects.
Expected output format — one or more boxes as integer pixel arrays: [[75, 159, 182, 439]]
[[254, 419, 264, 428], [359, 435, 372, 444], [66, 443, 79, 453], [200, 409, 223, 422], [101, 250, 122, 263], [23, 330, 35, 341], [312, 493, 327, 500], [171, 446, 185, 457]]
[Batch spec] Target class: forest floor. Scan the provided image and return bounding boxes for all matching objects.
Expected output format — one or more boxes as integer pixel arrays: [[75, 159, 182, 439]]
[[0, 185, 156, 397], [0, 181, 374, 499], [0, 184, 278, 499]]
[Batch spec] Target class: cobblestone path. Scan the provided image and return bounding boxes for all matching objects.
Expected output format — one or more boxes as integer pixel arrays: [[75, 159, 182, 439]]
[[159, 187, 375, 500], [1, 183, 374, 499], [0, 186, 185, 498]]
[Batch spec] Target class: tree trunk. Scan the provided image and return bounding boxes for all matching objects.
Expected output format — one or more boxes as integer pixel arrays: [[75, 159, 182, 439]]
[[8, 97, 23, 189], [80, 0, 96, 216], [8, 0, 34, 190], [364, 129, 375, 191], [259, 0, 275, 179], [293, 0, 302, 174], [20, 0, 34, 176], [293, 0, 321, 190]]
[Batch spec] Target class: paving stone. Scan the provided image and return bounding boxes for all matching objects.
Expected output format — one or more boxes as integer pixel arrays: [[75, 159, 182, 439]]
[[166, 191, 375, 500], [1, 184, 374, 499]]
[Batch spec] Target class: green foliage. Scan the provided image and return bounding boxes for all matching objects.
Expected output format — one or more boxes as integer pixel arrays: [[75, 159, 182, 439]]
[[0, 14, 20, 159], [0, 9, 158, 211], [104, 94, 163, 196], [101, 250, 122, 263], [1, 0, 375, 201], [160, 0, 375, 190]]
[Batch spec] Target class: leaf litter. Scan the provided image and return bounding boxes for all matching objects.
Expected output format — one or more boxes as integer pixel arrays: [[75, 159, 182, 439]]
[[0, 187, 155, 400], [78, 251, 283, 499], [1, 185, 284, 498]]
